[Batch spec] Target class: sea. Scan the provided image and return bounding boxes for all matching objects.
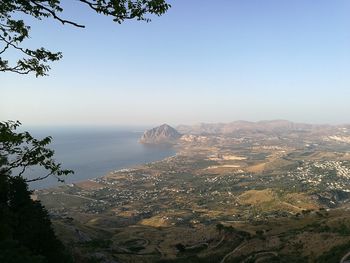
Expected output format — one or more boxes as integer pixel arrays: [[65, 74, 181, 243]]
[[23, 127, 176, 189]]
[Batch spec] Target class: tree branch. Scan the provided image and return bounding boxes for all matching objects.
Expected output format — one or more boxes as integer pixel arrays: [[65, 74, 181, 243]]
[[0, 35, 36, 58], [25, 172, 53, 182], [0, 42, 10, 55], [29, 0, 85, 28], [0, 67, 31, 74], [3, 145, 40, 173]]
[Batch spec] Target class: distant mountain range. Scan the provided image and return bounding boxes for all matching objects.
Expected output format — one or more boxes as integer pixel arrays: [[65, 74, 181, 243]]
[[140, 124, 182, 144], [139, 120, 350, 144], [176, 120, 336, 135]]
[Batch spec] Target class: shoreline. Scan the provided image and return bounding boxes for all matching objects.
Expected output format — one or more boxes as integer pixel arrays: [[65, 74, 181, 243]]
[[37, 146, 179, 192]]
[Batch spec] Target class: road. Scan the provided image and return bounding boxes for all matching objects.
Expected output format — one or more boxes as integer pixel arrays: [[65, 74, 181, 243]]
[[340, 251, 350, 263]]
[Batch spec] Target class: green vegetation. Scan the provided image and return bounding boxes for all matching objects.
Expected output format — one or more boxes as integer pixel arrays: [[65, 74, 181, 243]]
[[158, 255, 225, 263], [1, 1, 172, 260], [332, 223, 350, 236], [82, 239, 113, 249], [0, 121, 74, 262], [0, 176, 73, 263], [317, 241, 350, 263], [0, 0, 170, 76]]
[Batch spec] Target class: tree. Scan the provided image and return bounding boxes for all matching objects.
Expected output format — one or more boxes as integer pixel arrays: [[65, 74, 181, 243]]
[[0, 120, 73, 182], [0, 121, 74, 262], [0, 0, 171, 76], [175, 243, 186, 253], [216, 223, 224, 234], [0, 1, 171, 261], [0, 175, 73, 263]]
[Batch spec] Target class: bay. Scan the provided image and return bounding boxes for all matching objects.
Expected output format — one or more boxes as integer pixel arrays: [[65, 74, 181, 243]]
[[24, 127, 175, 189]]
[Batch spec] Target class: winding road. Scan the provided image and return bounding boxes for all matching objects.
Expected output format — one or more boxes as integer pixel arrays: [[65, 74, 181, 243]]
[[340, 251, 350, 263], [220, 242, 247, 263]]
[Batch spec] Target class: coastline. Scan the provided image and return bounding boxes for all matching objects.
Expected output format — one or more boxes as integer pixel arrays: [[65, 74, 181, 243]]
[[37, 145, 179, 192], [28, 129, 177, 190]]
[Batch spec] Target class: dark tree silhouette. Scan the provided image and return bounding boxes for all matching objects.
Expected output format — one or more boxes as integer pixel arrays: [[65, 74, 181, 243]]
[[216, 223, 224, 234], [0, 0, 171, 76], [0, 120, 73, 182], [0, 121, 74, 262], [0, 175, 73, 263]]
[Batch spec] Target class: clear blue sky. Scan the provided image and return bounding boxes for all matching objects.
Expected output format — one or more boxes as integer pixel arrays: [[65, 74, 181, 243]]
[[1, 0, 350, 126]]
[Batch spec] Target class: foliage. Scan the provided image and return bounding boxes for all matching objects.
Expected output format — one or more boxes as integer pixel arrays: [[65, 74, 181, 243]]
[[219, 225, 251, 240], [0, 174, 73, 263], [216, 223, 224, 233], [82, 239, 113, 249], [331, 223, 350, 236], [0, 120, 74, 262], [175, 243, 186, 253], [158, 255, 227, 263], [0, 120, 73, 182], [317, 241, 350, 263], [0, 0, 171, 76]]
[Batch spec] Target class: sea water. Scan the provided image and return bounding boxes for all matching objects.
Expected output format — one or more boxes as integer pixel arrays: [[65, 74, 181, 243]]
[[23, 127, 175, 189]]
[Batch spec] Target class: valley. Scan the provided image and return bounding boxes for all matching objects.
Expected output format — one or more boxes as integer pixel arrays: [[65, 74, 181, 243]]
[[37, 121, 350, 262]]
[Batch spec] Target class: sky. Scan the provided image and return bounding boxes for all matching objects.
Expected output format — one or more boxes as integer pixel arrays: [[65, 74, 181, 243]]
[[1, 0, 350, 126]]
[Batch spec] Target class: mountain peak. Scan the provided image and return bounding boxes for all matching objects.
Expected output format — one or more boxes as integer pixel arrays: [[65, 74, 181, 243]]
[[159, 123, 172, 129], [140, 124, 182, 144]]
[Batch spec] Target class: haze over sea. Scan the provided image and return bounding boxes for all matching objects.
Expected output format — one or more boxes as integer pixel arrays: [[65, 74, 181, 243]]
[[25, 127, 175, 189]]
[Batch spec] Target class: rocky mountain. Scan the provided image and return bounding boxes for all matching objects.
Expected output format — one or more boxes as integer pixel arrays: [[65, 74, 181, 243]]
[[140, 124, 182, 144]]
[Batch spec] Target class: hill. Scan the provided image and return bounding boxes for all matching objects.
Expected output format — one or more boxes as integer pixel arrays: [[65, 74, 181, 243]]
[[140, 124, 182, 144], [177, 120, 332, 135]]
